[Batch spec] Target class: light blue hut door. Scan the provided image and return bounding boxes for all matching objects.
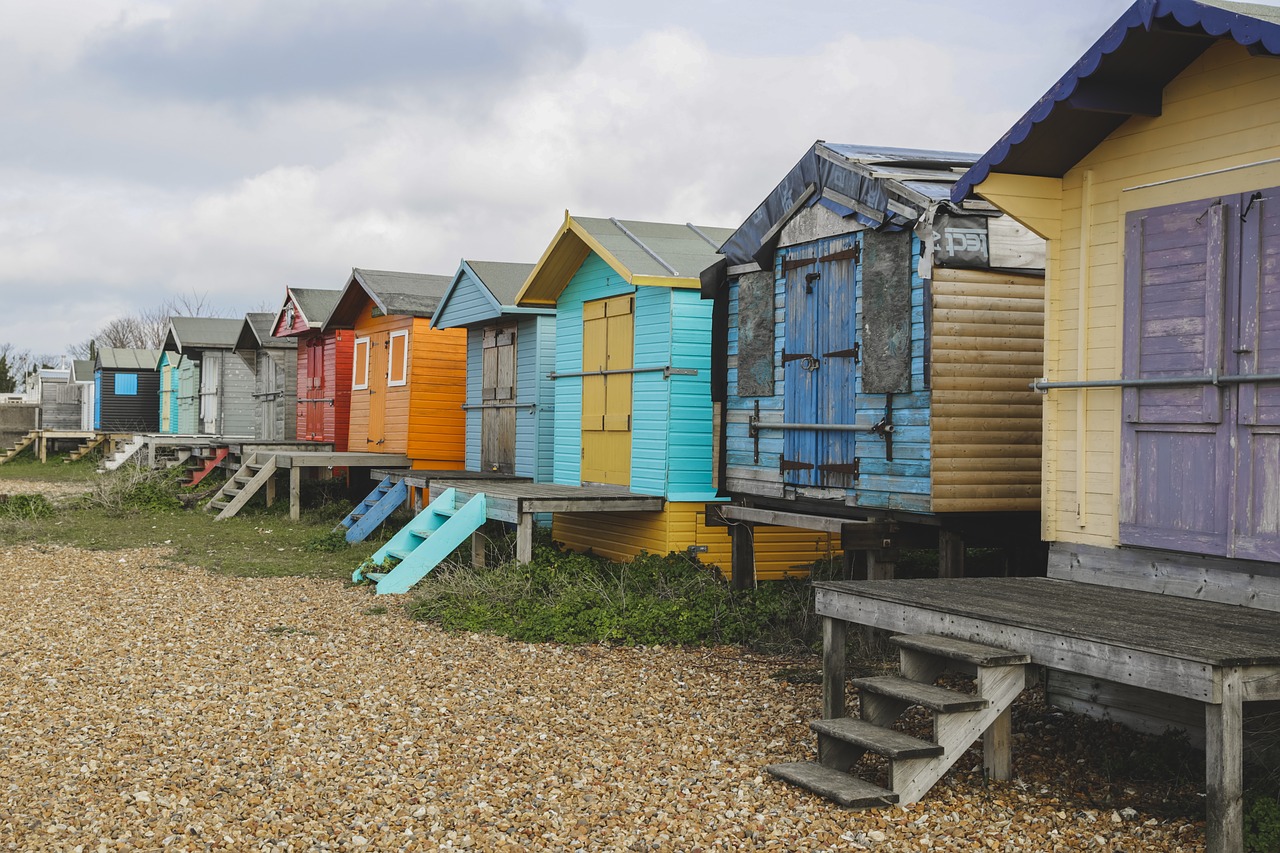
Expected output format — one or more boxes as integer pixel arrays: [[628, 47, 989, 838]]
[[782, 235, 859, 488]]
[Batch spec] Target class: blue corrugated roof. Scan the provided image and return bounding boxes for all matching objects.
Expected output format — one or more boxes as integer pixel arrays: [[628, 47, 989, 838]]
[[953, 0, 1280, 201]]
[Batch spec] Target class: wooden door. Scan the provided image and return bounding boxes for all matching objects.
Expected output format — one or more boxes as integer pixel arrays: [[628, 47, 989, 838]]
[[1121, 189, 1280, 560], [781, 236, 860, 488], [367, 333, 388, 446], [481, 324, 517, 474], [304, 338, 325, 440], [199, 352, 220, 434], [581, 295, 633, 485], [258, 351, 278, 441]]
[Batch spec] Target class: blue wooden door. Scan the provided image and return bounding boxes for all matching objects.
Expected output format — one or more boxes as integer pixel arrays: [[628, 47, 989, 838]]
[[781, 235, 859, 488], [1121, 189, 1280, 561]]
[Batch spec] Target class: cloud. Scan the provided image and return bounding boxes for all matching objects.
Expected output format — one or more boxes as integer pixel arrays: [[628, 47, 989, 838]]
[[79, 0, 584, 104]]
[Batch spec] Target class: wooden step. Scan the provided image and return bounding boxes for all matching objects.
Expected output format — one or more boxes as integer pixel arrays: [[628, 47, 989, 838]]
[[765, 762, 898, 808], [209, 500, 230, 511], [811, 718, 943, 760], [851, 676, 987, 713], [891, 635, 1029, 667]]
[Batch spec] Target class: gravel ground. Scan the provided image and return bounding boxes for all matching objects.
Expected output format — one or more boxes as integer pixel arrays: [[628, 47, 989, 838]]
[[0, 541, 1208, 852], [0, 478, 93, 502]]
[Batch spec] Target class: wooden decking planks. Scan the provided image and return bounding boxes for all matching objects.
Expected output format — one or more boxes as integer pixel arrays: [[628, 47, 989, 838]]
[[430, 479, 663, 522]]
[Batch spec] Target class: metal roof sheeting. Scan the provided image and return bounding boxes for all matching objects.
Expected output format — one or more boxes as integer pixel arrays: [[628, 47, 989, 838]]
[[716, 141, 977, 273], [165, 317, 244, 351], [573, 217, 735, 279], [953, 0, 1280, 200], [97, 347, 161, 370], [464, 260, 537, 306]]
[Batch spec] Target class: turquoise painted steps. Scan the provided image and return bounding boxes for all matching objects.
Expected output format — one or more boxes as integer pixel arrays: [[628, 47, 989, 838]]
[[353, 488, 487, 595], [336, 476, 408, 543]]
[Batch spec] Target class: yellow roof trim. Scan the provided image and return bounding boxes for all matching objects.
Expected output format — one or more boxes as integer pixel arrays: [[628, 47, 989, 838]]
[[516, 212, 702, 306], [631, 275, 701, 289]]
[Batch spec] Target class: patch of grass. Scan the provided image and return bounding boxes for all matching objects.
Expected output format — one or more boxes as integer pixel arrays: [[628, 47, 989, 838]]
[[0, 493, 55, 520], [406, 530, 847, 650], [80, 463, 185, 513], [1247, 793, 1280, 853], [305, 529, 350, 553], [0, 453, 100, 483]]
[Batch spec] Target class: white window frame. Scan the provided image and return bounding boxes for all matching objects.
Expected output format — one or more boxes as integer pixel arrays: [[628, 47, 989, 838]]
[[352, 336, 370, 390], [387, 329, 409, 387]]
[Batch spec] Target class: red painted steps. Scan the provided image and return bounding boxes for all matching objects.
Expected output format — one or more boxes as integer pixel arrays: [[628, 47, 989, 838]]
[[187, 447, 228, 486]]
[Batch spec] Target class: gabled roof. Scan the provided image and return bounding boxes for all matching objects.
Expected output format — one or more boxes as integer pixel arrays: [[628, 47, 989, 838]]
[[96, 347, 161, 371], [712, 141, 977, 294], [952, 0, 1280, 201], [432, 260, 544, 329], [517, 213, 734, 307], [273, 287, 342, 336], [236, 312, 296, 358], [163, 317, 244, 353], [324, 267, 454, 329]]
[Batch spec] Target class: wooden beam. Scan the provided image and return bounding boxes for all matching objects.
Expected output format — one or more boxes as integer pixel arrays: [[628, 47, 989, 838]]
[[289, 466, 301, 521], [730, 523, 755, 590], [1205, 667, 1243, 853], [823, 617, 847, 721], [471, 531, 486, 568], [516, 514, 534, 564], [938, 530, 965, 578]]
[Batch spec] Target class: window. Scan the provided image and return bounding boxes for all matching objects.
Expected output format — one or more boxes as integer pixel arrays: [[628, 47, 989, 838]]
[[388, 330, 409, 387], [114, 373, 138, 396], [352, 337, 370, 390]]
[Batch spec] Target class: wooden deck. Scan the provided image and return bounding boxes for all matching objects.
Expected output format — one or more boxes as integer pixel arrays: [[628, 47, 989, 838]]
[[815, 577, 1280, 852], [430, 479, 664, 562], [250, 449, 408, 520]]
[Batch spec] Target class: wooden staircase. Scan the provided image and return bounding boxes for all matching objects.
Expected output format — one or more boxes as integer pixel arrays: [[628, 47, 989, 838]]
[[100, 435, 147, 471], [186, 447, 228, 486], [335, 475, 408, 543], [767, 634, 1030, 807], [0, 430, 38, 465], [353, 488, 487, 594], [205, 452, 278, 520], [65, 434, 107, 463]]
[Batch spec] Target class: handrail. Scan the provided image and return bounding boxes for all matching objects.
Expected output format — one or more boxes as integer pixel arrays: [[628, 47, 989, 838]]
[[1031, 372, 1280, 392], [548, 366, 697, 380]]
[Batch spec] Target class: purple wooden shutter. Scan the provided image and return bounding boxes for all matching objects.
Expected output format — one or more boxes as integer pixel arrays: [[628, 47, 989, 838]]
[[1119, 198, 1230, 556], [1233, 188, 1280, 560]]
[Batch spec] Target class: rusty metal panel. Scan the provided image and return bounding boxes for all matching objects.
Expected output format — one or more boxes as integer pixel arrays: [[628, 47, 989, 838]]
[[861, 229, 913, 394], [736, 270, 775, 398]]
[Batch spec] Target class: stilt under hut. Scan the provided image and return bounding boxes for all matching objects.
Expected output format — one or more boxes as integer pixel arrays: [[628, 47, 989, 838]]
[[702, 142, 1047, 585]]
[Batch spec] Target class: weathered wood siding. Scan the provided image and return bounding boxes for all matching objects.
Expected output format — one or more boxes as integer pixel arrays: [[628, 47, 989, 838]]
[[177, 356, 199, 434], [40, 382, 81, 431], [464, 314, 556, 481], [253, 348, 297, 441], [553, 503, 834, 582], [722, 232, 932, 512], [348, 303, 465, 466], [977, 40, 1280, 549], [929, 268, 1044, 512]]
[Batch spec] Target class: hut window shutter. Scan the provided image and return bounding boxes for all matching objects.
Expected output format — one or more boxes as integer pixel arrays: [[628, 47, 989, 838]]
[[388, 330, 409, 387], [352, 337, 370, 390], [114, 373, 138, 396]]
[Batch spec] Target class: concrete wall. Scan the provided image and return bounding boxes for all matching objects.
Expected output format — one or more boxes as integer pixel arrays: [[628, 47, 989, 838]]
[[0, 403, 38, 449]]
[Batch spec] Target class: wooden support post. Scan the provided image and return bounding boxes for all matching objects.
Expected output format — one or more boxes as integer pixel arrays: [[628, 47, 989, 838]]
[[289, 466, 301, 521], [471, 531, 486, 568], [1205, 667, 1243, 853], [264, 472, 277, 508], [938, 530, 964, 578], [516, 514, 534, 564], [842, 548, 868, 580], [38, 433, 46, 463], [823, 617, 847, 721], [867, 548, 898, 580], [730, 522, 755, 590], [984, 707, 1013, 781]]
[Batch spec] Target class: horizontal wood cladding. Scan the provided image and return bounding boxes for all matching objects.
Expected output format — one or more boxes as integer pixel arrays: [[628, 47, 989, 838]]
[[930, 268, 1044, 513], [552, 503, 834, 582]]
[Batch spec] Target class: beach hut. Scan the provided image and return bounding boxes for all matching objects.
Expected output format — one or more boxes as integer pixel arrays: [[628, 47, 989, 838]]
[[94, 348, 161, 432], [33, 365, 79, 431], [235, 312, 298, 442], [323, 268, 465, 468], [71, 359, 95, 431], [162, 317, 255, 438], [271, 287, 352, 449], [157, 352, 182, 434], [775, 5, 1280, 848], [431, 260, 553, 480], [702, 143, 1046, 583]]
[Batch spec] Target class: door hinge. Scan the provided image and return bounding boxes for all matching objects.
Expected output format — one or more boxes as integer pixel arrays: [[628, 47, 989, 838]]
[[780, 458, 814, 473], [824, 343, 860, 363], [686, 545, 709, 555], [818, 460, 861, 480]]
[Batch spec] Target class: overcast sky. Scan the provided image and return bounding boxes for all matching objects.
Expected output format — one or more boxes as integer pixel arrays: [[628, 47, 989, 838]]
[[0, 0, 1229, 356]]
